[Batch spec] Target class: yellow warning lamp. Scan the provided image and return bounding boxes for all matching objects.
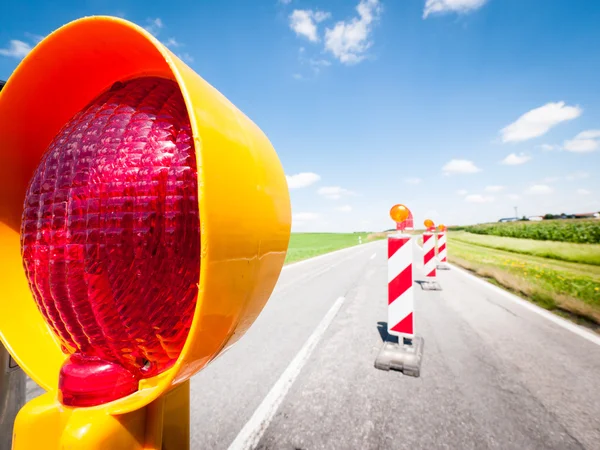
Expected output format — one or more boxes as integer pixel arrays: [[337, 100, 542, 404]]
[[438, 224, 447, 232], [424, 219, 435, 231], [0, 16, 291, 450], [389, 204, 410, 224]]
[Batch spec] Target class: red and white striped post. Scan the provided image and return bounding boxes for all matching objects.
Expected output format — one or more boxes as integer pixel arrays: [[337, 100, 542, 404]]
[[423, 231, 436, 278], [388, 234, 414, 337], [375, 204, 424, 376], [437, 231, 447, 264]]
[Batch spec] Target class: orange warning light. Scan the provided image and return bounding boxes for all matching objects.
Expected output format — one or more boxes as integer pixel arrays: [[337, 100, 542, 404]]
[[389, 204, 410, 223]]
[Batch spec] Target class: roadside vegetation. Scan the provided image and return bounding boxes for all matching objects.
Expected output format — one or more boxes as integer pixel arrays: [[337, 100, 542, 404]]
[[462, 219, 600, 244], [451, 231, 600, 266], [285, 232, 383, 264], [447, 220, 600, 331]]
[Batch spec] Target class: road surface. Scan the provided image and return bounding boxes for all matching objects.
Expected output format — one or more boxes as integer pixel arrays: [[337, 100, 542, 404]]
[[25, 238, 600, 449], [190, 239, 600, 450]]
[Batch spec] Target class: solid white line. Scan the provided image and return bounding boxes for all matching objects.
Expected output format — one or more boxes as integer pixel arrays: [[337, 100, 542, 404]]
[[228, 296, 346, 450], [370, 253, 376, 260], [449, 263, 600, 346], [283, 239, 381, 270]]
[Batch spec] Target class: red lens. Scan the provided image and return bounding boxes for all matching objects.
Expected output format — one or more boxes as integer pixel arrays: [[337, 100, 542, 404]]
[[20, 77, 200, 406], [58, 354, 139, 407]]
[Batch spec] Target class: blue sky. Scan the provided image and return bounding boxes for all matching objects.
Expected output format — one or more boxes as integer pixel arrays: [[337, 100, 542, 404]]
[[1, 0, 599, 231]]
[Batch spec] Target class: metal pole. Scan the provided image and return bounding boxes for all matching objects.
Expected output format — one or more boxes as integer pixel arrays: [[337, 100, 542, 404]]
[[0, 344, 26, 450]]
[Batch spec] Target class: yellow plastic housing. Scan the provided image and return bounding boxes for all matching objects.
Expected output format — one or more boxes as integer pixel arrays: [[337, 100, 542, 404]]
[[0, 16, 291, 415]]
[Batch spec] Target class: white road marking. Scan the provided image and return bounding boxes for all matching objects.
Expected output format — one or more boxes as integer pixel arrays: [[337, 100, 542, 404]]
[[449, 263, 600, 346], [228, 296, 346, 450], [370, 253, 376, 260]]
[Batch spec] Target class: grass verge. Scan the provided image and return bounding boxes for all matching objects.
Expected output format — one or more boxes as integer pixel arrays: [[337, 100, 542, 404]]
[[448, 238, 600, 331], [451, 231, 600, 266], [285, 232, 384, 264]]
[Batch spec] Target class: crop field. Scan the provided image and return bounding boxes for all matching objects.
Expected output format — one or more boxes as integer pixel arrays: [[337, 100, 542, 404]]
[[463, 218, 600, 244], [448, 220, 600, 330], [285, 232, 382, 264]]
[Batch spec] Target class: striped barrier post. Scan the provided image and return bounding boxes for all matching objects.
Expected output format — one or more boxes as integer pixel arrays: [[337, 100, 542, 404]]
[[387, 234, 414, 337], [423, 231, 436, 278], [437, 231, 448, 266], [375, 204, 424, 377]]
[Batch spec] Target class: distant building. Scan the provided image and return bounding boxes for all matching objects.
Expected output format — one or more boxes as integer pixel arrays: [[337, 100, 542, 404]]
[[498, 217, 519, 223], [574, 212, 597, 219], [528, 216, 543, 221]]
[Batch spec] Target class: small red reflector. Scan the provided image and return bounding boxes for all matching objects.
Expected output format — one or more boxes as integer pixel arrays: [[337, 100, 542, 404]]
[[58, 354, 138, 407], [21, 77, 200, 406]]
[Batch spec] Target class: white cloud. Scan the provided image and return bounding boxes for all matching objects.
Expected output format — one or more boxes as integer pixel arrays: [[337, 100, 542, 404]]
[[565, 171, 589, 181], [335, 205, 353, 212], [404, 177, 422, 185], [144, 18, 164, 36], [324, 0, 382, 64], [507, 194, 520, 200], [24, 32, 45, 43], [539, 143, 559, 151], [143, 21, 190, 63], [465, 194, 494, 203], [318, 186, 353, 200], [0, 40, 32, 59], [526, 184, 554, 195], [293, 212, 319, 221], [500, 102, 582, 143], [178, 53, 194, 63], [575, 130, 600, 139], [295, 54, 332, 77], [563, 129, 600, 153], [286, 172, 321, 189], [289, 9, 331, 42], [485, 185, 505, 193], [456, 189, 468, 195], [577, 188, 591, 196], [423, 0, 488, 18], [308, 58, 331, 74], [442, 159, 481, 175], [501, 153, 532, 165], [165, 37, 181, 48]]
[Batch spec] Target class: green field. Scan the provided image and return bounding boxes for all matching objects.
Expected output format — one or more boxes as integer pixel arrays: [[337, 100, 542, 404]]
[[451, 231, 600, 266], [285, 232, 377, 264], [448, 224, 600, 330], [463, 218, 600, 244]]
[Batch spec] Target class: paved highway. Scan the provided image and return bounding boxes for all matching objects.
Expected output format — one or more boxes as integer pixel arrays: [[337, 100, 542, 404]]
[[26, 238, 600, 449]]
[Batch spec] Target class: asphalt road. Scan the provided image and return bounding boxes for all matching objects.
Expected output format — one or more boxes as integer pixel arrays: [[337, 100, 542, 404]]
[[24, 238, 600, 449], [190, 238, 600, 450]]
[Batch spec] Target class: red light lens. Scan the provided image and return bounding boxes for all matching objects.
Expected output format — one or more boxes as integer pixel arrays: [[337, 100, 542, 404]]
[[58, 354, 139, 407], [20, 77, 200, 406]]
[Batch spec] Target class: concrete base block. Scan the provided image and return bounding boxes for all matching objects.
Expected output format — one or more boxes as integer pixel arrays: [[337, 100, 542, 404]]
[[421, 280, 442, 291], [374, 336, 424, 377]]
